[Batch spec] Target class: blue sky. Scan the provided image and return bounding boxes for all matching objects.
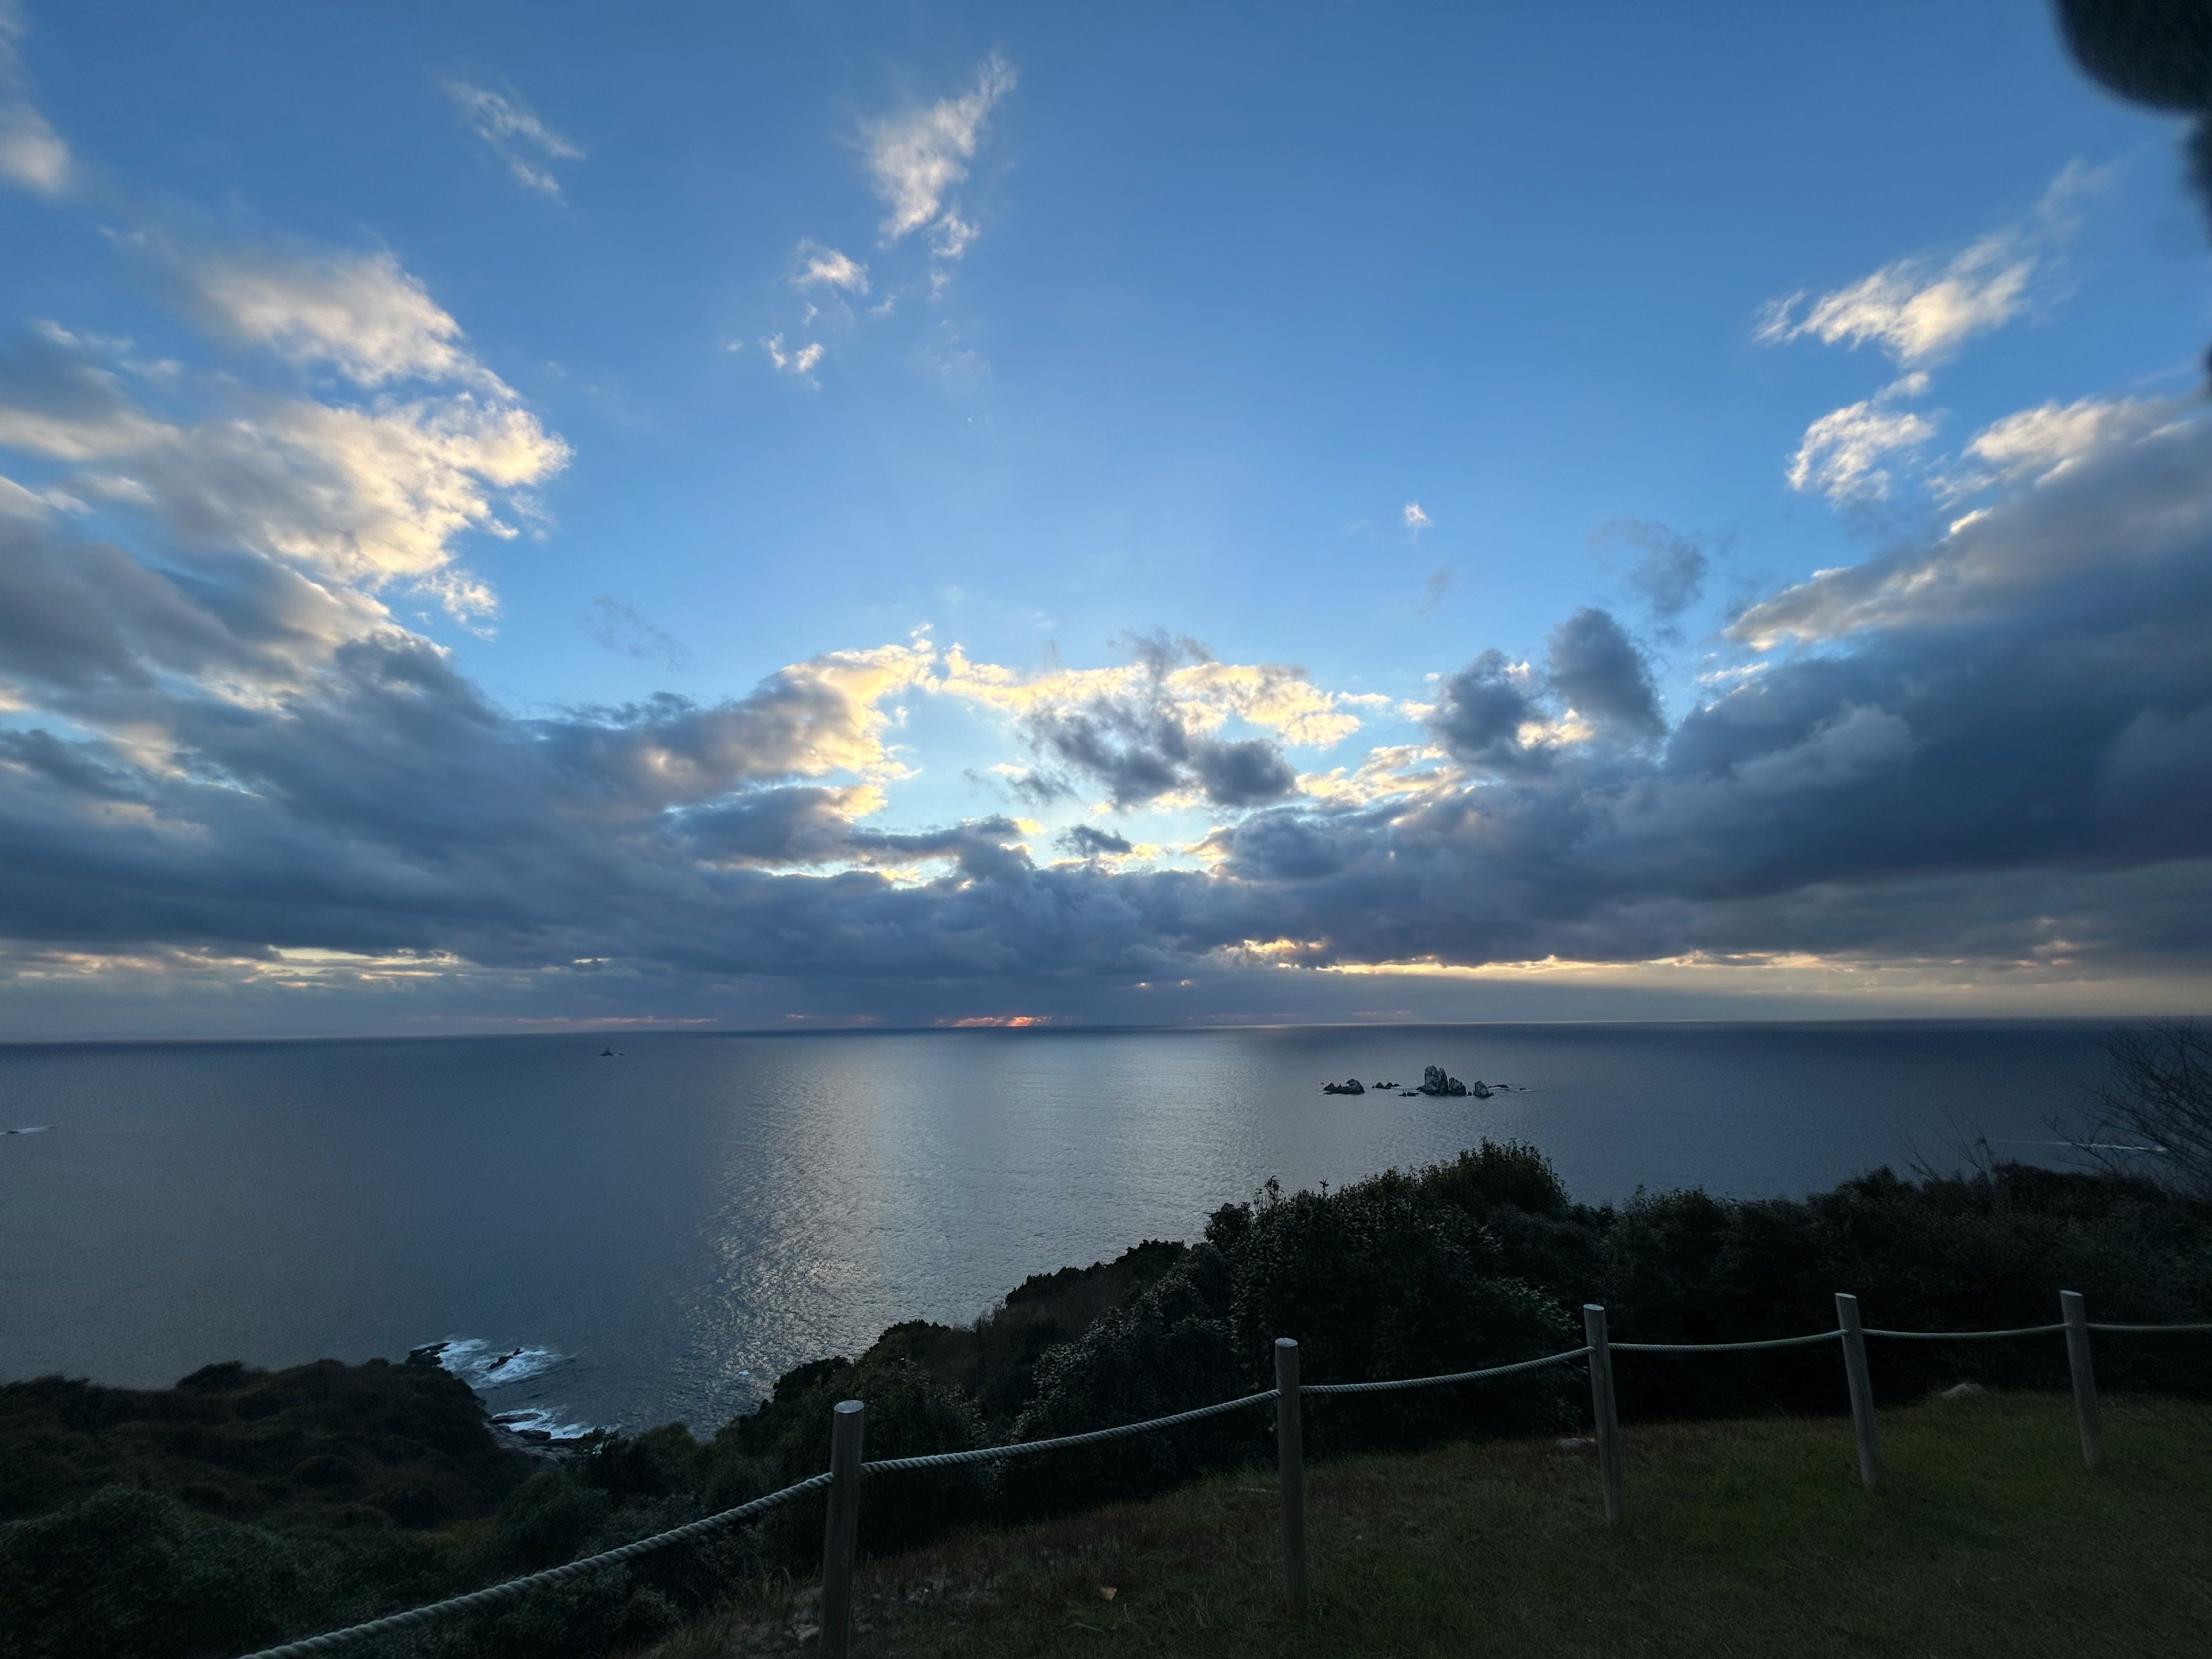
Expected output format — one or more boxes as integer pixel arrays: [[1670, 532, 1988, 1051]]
[[3, 0, 2212, 1035]]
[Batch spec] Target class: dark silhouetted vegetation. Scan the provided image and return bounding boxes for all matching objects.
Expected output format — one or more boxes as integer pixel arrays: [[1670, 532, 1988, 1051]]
[[2076, 1017, 2212, 1196], [6, 1141, 2210, 1658]]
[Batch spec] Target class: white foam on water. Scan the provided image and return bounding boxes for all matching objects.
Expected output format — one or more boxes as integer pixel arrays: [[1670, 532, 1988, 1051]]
[[424, 1337, 565, 1389], [490, 1406, 598, 1441], [421, 1336, 609, 1440]]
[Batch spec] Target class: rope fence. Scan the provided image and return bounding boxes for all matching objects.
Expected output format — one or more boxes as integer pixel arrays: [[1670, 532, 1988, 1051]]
[[1299, 1344, 1592, 1396], [231, 1289, 2212, 1659], [233, 1473, 832, 1659]]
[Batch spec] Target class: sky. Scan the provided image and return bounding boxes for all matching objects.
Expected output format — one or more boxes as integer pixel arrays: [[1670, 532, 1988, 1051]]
[[4, 0, 2212, 1037]]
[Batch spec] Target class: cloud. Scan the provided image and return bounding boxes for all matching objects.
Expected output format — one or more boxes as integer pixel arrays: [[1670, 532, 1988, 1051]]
[[937, 635, 1365, 810], [12, 370, 2212, 1012], [1058, 823, 1134, 859], [0, 468, 77, 517], [1589, 518, 1709, 619], [862, 54, 1016, 259], [1740, 393, 2212, 649], [0, 257, 566, 620], [1403, 501, 1431, 533], [179, 248, 502, 391], [8, 66, 2212, 1021], [1546, 607, 1664, 741], [760, 334, 825, 380], [0, 1, 68, 195], [1429, 609, 1662, 772], [1418, 566, 1450, 614], [582, 597, 688, 669], [1786, 375, 1938, 503], [1949, 393, 2172, 491], [445, 81, 582, 199], [1431, 649, 1545, 774], [0, 339, 566, 600], [1757, 168, 2090, 366], [790, 240, 869, 296]]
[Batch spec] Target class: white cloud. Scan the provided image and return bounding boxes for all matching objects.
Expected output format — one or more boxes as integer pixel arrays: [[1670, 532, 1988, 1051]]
[[761, 334, 825, 380], [445, 81, 582, 198], [0, 0, 69, 195], [184, 248, 502, 391], [0, 267, 567, 617], [1740, 400, 2212, 648], [1786, 375, 1937, 503], [790, 240, 869, 296], [1403, 501, 1431, 533], [132, 394, 567, 596], [1956, 394, 2172, 487], [862, 54, 1016, 253], [1759, 239, 2035, 366], [1758, 165, 2094, 367], [0, 468, 78, 516]]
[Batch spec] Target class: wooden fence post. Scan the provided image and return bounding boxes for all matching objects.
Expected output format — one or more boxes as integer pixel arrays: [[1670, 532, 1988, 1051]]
[[820, 1399, 865, 1658], [1582, 1304, 1625, 1523], [2060, 1290, 2103, 1471], [1275, 1338, 1309, 1620], [1834, 1293, 1882, 1491]]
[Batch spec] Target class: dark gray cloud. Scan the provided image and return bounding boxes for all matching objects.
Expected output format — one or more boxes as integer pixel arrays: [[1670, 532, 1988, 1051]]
[[1058, 823, 1134, 859], [1431, 649, 1544, 773], [1430, 608, 1664, 771], [1546, 608, 1664, 741], [1013, 637, 1301, 810]]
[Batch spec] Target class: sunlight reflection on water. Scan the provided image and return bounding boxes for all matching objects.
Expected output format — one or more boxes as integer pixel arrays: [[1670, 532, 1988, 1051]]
[[0, 1021, 2113, 1431]]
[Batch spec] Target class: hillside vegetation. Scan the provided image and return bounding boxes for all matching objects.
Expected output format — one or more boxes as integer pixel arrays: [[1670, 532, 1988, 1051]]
[[5, 1146, 2209, 1658]]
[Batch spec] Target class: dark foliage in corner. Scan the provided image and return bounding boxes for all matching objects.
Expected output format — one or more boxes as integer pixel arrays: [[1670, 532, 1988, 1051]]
[[0, 1354, 524, 1528]]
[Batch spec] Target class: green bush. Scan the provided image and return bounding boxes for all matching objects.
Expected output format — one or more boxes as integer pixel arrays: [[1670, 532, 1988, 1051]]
[[1002, 1245, 1251, 1512]]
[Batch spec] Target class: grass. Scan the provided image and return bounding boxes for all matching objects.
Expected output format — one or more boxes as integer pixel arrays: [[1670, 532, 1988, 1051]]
[[627, 1391, 2212, 1658]]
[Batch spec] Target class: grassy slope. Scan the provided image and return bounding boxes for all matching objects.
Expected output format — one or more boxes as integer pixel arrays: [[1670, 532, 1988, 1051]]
[[636, 1392, 2212, 1658]]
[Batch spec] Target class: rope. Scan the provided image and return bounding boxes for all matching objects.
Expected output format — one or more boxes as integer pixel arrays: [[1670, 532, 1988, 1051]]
[[1611, 1331, 1841, 1353], [230, 1472, 831, 1659], [863, 1390, 1278, 1472], [1300, 1345, 1591, 1396], [226, 1306, 2212, 1657]]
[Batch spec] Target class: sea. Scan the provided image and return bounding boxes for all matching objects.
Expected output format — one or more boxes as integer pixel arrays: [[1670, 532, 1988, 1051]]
[[0, 1021, 2126, 1437]]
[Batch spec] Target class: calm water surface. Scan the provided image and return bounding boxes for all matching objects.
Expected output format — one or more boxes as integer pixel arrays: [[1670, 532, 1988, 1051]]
[[0, 1022, 2117, 1432]]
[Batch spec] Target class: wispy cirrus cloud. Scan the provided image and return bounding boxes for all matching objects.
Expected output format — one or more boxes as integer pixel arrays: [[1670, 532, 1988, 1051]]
[[445, 80, 583, 199], [0, 0, 69, 195], [862, 54, 1016, 264], [1758, 164, 2096, 368], [583, 597, 689, 670]]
